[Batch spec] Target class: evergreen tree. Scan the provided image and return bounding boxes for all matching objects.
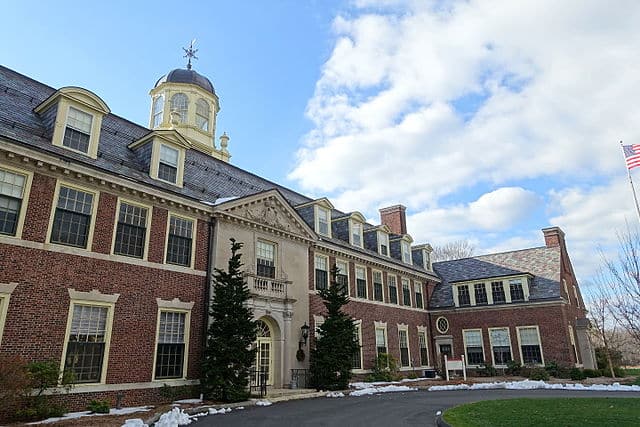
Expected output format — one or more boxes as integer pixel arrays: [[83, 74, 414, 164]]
[[309, 265, 359, 390], [202, 239, 257, 402]]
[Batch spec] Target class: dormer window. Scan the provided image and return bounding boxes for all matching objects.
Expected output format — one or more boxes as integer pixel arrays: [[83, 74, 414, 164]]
[[152, 95, 164, 127], [423, 248, 432, 271], [401, 241, 412, 264], [378, 231, 389, 256], [196, 99, 210, 131], [158, 145, 179, 184], [316, 206, 330, 236], [351, 221, 363, 248], [63, 107, 93, 153], [170, 93, 189, 122]]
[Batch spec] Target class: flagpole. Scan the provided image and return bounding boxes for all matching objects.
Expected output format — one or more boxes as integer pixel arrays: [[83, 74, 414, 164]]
[[620, 141, 640, 223]]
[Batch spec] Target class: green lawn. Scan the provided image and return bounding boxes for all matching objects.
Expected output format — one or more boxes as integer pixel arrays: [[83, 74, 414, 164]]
[[443, 398, 640, 427], [625, 368, 640, 376]]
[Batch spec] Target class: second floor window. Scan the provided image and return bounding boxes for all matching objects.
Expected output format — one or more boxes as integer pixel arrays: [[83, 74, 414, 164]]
[[388, 275, 398, 304], [474, 283, 488, 305], [158, 145, 179, 184], [314, 255, 328, 290], [458, 285, 471, 306], [336, 260, 349, 291], [373, 271, 383, 302], [356, 266, 367, 298], [166, 216, 193, 266], [0, 168, 26, 236], [114, 202, 148, 258], [256, 241, 276, 278], [415, 282, 423, 309], [63, 107, 93, 153], [492, 281, 505, 303], [402, 279, 411, 306], [51, 186, 94, 248]]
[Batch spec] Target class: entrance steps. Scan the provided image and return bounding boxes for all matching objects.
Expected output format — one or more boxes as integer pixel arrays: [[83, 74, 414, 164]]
[[265, 388, 325, 402]]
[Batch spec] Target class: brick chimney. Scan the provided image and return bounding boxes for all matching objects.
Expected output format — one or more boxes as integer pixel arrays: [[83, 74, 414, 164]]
[[379, 205, 407, 235], [542, 226, 565, 248]]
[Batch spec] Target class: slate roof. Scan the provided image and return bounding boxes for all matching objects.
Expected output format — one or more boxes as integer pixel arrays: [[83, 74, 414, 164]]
[[431, 246, 562, 308], [0, 65, 310, 207]]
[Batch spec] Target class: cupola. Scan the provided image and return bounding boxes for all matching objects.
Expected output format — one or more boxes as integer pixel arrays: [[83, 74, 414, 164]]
[[149, 42, 230, 162]]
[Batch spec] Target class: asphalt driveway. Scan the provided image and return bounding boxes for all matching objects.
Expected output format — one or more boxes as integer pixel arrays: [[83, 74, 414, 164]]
[[192, 389, 640, 426]]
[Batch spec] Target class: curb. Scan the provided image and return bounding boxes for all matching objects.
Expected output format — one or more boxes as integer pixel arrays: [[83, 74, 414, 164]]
[[435, 411, 452, 427]]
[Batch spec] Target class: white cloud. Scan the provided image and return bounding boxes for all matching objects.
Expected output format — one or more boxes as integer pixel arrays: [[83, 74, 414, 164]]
[[289, 0, 640, 283]]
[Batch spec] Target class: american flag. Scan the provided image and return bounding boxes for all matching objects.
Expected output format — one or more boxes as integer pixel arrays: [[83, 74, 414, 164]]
[[623, 144, 640, 170]]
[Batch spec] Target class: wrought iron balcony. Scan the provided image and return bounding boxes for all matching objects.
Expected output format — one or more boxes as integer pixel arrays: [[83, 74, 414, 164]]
[[245, 273, 292, 300]]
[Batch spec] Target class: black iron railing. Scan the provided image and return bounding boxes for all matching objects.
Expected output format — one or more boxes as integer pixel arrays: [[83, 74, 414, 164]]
[[249, 367, 268, 397]]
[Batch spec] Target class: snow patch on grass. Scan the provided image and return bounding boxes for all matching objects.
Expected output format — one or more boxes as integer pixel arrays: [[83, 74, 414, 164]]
[[30, 406, 152, 424]]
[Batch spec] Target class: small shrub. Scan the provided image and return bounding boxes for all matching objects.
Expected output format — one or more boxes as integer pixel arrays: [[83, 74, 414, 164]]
[[482, 363, 498, 377], [370, 353, 400, 382], [583, 369, 601, 378], [407, 371, 418, 380], [505, 360, 522, 376], [569, 368, 587, 381], [527, 367, 549, 381], [87, 399, 110, 414]]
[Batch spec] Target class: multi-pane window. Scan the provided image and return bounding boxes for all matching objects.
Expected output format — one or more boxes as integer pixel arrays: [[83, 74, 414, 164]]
[[402, 279, 411, 306], [378, 232, 389, 256], [457, 285, 471, 306], [490, 328, 512, 365], [423, 249, 432, 271], [518, 327, 543, 364], [415, 282, 423, 309], [401, 241, 412, 264], [418, 331, 429, 366], [63, 107, 93, 153], [64, 304, 108, 383], [463, 329, 484, 365], [399, 329, 410, 367], [51, 186, 94, 248], [166, 216, 193, 266], [170, 93, 189, 122], [155, 311, 186, 379], [375, 327, 387, 355], [492, 281, 506, 303], [351, 222, 363, 247], [0, 169, 26, 236], [373, 271, 384, 302], [256, 241, 276, 278], [317, 207, 330, 236], [474, 283, 488, 305], [152, 95, 164, 127], [388, 275, 398, 304], [510, 280, 525, 302], [158, 145, 179, 184], [195, 98, 210, 131], [314, 255, 328, 291], [114, 202, 148, 258], [356, 266, 367, 299], [336, 260, 349, 292], [352, 322, 362, 370]]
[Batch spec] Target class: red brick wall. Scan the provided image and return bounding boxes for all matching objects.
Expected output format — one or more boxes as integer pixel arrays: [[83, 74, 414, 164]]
[[148, 206, 168, 264], [22, 172, 56, 243], [92, 192, 117, 254]]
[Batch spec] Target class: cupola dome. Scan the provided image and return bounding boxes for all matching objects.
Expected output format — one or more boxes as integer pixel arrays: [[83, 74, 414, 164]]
[[154, 68, 216, 95]]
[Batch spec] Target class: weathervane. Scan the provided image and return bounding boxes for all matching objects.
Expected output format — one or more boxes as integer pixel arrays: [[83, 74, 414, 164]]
[[183, 39, 198, 70]]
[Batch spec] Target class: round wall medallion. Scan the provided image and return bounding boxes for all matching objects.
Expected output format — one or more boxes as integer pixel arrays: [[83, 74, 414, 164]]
[[436, 316, 449, 334]]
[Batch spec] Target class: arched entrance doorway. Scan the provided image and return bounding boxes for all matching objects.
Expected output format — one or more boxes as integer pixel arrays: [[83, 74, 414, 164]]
[[255, 319, 274, 385]]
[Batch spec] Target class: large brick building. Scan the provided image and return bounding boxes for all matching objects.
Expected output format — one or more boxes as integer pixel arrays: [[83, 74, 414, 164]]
[[0, 63, 594, 407]]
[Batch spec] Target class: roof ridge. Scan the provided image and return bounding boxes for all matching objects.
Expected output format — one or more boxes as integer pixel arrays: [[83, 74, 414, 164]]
[[433, 245, 551, 265]]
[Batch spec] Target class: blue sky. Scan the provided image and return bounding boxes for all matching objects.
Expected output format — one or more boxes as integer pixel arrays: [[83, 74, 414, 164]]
[[3, 0, 640, 290]]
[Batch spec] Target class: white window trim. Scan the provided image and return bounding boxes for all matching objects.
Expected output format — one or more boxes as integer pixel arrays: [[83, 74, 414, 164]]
[[152, 300, 193, 381], [254, 237, 278, 276], [516, 325, 545, 366], [387, 274, 398, 304], [53, 103, 104, 159], [46, 180, 100, 250], [372, 269, 384, 303], [111, 198, 153, 261], [422, 248, 432, 271], [401, 277, 412, 307], [374, 321, 388, 356], [377, 231, 389, 257], [355, 265, 368, 299], [60, 288, 119, 385], [336, 259, 349, 285], [315, 205, 331, 237], [508, 278, 530, 302], [352, 319, 365, 373], [488, 327, 513, 368], [397, 324, 411, 370], [0, 282, 18, 347], [454, 276, 531, 307], [462, 328, 485, 367], [0, 164, 33, 239], [435, 316, 449, 334], [314, 253, 330, 290], [414, 282, 423, 309], [349, 219, 364, 248], [401, 241, 412, 264], [417, 326, 430, 367], [164, 213, 198, 269], [150, 141, 186, 188]]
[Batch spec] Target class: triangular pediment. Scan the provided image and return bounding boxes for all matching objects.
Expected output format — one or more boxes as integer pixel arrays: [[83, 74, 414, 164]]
[[215, 190, 317, 241], [128, 129, 192, 150]]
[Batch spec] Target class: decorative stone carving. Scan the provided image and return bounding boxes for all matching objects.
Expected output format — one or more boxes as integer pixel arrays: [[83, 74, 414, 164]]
[[241, 198, 298, 233]]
